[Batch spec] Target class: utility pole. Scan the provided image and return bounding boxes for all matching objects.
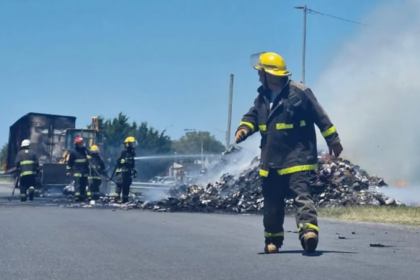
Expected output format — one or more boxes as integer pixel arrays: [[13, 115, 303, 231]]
[[294, 5, 307, 84], [226, 74, 234, 150], [294, 6, 365, 85]]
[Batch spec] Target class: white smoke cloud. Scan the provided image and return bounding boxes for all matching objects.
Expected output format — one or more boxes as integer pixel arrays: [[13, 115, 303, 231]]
[[314, 0, 420, 190], [204, 134, 261, 183]]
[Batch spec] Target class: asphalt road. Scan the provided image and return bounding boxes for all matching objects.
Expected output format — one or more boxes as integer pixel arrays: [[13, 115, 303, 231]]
[[0, 181, 420, 280]]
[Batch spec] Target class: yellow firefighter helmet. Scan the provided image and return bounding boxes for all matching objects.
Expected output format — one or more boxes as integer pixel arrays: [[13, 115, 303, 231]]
[[124, 136, 136, 143], [90, 145, 99, 153], [124, 136, 136, 148], [250, 52, 292, 77]]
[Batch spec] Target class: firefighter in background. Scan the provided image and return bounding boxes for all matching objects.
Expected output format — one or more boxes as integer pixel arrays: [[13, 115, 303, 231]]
[[15, 139, 39, 202], [88, 145, 105, 201], [235, 52, 343, 254], [113, 136, 137, 203], [66, 137, 90, 202]]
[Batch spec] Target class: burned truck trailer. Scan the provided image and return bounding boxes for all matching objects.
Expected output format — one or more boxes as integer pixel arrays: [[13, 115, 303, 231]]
[[7, 112, 76, 189]]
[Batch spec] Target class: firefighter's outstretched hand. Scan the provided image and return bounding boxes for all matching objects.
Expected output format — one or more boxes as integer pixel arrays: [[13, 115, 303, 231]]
[[330, 142, 343, 157], [235, 128, 249, 144]]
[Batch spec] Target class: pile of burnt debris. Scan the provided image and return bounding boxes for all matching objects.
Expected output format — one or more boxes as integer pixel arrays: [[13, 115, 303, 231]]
[[60, 146, 404, 212]]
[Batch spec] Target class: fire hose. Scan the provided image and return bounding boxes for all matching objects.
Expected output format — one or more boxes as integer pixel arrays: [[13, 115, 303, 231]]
[[85, 152, 138, 197], [84, 151, 117, 184], [10, 175, 19, 199]]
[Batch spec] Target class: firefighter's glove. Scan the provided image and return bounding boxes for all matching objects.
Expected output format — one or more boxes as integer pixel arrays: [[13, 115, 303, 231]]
[[132, 170, 137, 178], [235, 128, 249, 144], [329, 142, 343, 157], [66, 172, 71, 177], [86, 155, 92, 160]]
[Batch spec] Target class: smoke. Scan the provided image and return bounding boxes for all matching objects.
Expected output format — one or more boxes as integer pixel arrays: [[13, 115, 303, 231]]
[[205, 134, 261, 183], [378, 186, 420, 206], [143, 188, 168, 202], [314, 0, 420, 191]]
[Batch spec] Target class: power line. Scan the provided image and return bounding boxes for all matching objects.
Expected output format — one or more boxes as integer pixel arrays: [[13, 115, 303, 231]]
[[307, 8, 367, 26], [294, 5, 367, 83]]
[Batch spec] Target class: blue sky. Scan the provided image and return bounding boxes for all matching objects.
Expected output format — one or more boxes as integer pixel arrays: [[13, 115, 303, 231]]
[[0, 0, 380, 146]]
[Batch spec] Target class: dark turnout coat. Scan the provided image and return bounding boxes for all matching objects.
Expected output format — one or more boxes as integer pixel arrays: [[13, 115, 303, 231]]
[[66, 147, 90, 177], [237, 80, 341, 177], [15, 148, 39, 177], [89, 154, 105, 180], [115, 148, 136, 174]]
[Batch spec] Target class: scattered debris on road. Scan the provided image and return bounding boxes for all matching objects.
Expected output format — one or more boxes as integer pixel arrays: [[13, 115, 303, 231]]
[[56, 147, 404, 212], [370, 243, 385, 247], [132, 150, 404, 213]]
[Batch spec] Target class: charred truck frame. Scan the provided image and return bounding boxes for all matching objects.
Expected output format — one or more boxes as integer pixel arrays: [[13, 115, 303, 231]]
[[6, 112, 107, 192]]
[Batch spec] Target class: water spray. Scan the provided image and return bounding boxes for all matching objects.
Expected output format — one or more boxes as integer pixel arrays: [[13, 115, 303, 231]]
[[134, 154, 220, 160]]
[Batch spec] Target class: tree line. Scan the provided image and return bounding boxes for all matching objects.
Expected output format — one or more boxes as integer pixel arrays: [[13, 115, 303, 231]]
[[0, 113, 226, 180]]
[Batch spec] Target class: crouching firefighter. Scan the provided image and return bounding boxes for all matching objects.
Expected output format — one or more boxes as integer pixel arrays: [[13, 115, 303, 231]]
[[88, 145, 105, 200], [66, 137, 90, 202], [15, 139, 39, 202], [113, 136, 137, 203], [235, 52, 344, 254]]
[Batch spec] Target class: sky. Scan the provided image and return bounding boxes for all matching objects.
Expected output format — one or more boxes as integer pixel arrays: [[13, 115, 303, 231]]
[[0, 0, 376, 145]]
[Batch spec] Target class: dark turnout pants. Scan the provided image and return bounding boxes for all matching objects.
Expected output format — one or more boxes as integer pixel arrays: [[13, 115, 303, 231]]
[[74, 176, 88, 201], [19, 175, 36, 202], [262, 170, 318, 248], [88, 179, 102, 200], [114, 172, 132, 203]]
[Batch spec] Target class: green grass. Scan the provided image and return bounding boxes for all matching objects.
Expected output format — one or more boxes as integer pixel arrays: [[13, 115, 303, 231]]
[[318, 206, 420, 226]]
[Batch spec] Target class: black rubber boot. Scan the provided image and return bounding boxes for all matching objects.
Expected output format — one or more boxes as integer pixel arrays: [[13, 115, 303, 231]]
[[264, 237, 283, 254], [300, 232, 318, 253]]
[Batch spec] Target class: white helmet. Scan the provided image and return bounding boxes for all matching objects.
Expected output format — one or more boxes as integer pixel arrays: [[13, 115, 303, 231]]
[[21, 139, 31, 147]]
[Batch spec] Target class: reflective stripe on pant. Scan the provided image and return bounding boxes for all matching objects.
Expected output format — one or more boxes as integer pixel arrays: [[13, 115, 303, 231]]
[[114, 172, 132, 203], [261, 169, 318, 243]]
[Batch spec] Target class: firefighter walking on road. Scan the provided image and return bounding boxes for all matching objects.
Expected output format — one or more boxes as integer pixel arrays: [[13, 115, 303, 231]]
[[66, 137, 90, 202], [88, 145, 105, 201], [235, 52, 343, 254], [15, 139, 39, 202], [113, 136, 137, 203]]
